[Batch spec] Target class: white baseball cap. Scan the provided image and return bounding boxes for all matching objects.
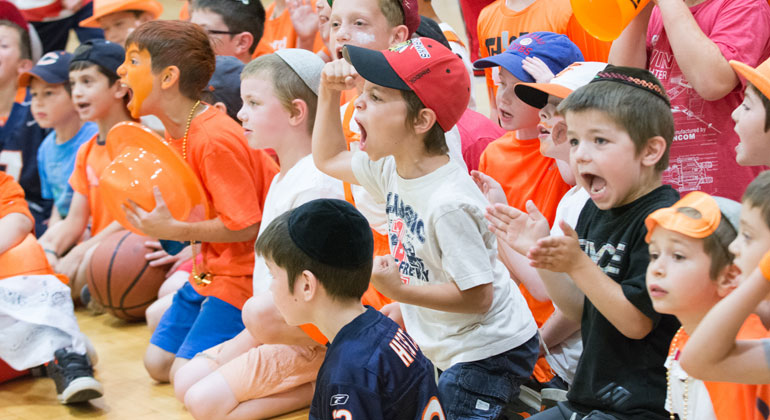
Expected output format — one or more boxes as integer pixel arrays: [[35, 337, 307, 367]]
[[514, 61, 608, 108]]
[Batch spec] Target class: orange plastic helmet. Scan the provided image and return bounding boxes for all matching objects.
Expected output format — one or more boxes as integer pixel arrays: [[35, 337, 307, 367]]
[[99, 122, 211, 235]]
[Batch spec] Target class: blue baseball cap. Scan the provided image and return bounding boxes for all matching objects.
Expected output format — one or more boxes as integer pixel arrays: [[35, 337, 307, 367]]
[[19, 50, 72, 87], [473, 32, 584, 83], [71, 39, 125, 77]]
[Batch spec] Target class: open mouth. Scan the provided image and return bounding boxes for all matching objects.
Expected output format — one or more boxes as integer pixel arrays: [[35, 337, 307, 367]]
[[75, 102, 91, 113], [538, 124, 551, 136], [335, 46, 344, 60], [581, 172, 607, 196], [355, 117, 367, 150], [499, 109, 512, 120]]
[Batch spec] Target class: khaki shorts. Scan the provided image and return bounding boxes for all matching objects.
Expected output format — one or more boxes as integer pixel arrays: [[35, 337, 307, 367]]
[[203, 343, 325, 402]]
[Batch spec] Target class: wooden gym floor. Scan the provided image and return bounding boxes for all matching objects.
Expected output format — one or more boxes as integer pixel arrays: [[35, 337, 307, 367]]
[[0, 309, 309, 420]]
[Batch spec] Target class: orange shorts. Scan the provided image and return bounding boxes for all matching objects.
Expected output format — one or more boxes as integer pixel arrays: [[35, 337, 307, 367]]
[[204, 343, 325, 402]]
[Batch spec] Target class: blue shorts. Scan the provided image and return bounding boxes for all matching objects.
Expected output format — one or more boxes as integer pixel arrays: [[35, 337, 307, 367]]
[[438, 333, 540, 419], [150, 282, 245, 360]]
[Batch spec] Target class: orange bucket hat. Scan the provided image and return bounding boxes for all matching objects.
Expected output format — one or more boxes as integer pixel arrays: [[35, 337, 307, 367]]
[[730, 57, 770, 100], [98, 122, 211, 235], [645, 191, 741, 244], [79, 0, 162, 28]]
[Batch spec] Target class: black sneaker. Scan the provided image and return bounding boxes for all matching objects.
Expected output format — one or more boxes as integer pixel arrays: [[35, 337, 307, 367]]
[[46, 349, 103, 404]]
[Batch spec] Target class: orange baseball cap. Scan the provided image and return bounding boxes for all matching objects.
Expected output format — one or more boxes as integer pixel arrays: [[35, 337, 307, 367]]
[[645, 191, 741, 243], [98, 122, 211, 235], [79, 0, 163, 28], [730, 57, 770, 101]]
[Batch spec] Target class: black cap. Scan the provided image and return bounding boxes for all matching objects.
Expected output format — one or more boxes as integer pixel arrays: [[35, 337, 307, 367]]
[[288, 199, 373, 268], [414, 16, 451, 50], [71, 39, 125, 77]]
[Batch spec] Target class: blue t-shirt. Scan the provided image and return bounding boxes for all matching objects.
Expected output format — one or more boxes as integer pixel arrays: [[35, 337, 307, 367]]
[[309, 307, 444, 420], [37, 122, 97, 217]]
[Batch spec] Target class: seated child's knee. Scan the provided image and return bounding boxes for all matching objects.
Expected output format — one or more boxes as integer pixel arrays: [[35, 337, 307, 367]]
[[184, 381, 220, 419], [144, 345, 174, 382], [241, 293, 279, 340]]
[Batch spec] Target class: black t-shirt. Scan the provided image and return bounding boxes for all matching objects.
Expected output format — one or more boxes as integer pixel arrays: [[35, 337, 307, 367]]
[[566, 185, 681, 419]]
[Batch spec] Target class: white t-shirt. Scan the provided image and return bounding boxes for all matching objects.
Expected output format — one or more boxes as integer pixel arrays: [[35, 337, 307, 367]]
[[351, 150, 537, 370], [342, 104, 467, 235], [665, 353, 716, 420], [543, 185, 589, 384], [252, 155, 345, 294]]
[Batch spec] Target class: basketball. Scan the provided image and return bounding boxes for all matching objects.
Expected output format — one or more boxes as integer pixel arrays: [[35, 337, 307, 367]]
[[86, 231, 168, 321]]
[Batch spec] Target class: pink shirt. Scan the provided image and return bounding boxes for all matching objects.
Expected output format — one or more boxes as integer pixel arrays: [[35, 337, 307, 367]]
[[456, 108, 506, 173], [647, 0, 770, 200]]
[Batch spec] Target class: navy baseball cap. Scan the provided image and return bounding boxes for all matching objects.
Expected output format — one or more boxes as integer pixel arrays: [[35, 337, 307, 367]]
[[19, 51, 72, 87], [205, 56, 245, 118], [71, 39, 125, 77], [473, 32, 584, 83]]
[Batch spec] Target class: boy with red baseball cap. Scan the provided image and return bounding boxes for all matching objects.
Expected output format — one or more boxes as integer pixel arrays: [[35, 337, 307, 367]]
[[312, 37, 538, 418]]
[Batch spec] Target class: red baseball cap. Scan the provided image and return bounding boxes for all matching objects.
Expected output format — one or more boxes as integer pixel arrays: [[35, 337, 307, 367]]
[[0, 1, 28, 33], [343, 37, 470, 131]]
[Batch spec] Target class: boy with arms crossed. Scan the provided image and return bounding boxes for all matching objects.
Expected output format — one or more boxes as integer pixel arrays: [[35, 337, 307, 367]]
[[258, 199, 443, 419], [313, 37, 538, 418], [117, 20, 277, 383], [488, 66, 681, 419]]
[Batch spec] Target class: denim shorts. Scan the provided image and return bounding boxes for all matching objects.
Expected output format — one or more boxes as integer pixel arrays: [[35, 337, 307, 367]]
[[438, 333, 539, 419], [150, 282, 245, 359]]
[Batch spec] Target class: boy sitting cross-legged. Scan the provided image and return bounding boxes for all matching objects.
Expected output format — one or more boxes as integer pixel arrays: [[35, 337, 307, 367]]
[[258, 199, 444, 419], [313, 37, 539, 418], [487, 66, 682, 419]]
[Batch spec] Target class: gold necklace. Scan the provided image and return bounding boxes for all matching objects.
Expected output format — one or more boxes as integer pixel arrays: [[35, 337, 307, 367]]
[[667, 326, 688, 420], [180, 100, 210, 286]]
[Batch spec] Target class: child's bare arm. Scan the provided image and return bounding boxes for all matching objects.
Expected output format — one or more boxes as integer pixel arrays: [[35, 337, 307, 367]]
[[540, 308, 581, 351], [656, 0, 738, 100], [486, 201, 585, 319], [124, 187, 259, 242], [529, 221, 654, 339], [311, 59, 360, 185], [681, 257, 770, 384], [39, 192, 90, 257], [370, 255, 494, 314], [608, 2, 654, 68], [0, 212, 32, 255]]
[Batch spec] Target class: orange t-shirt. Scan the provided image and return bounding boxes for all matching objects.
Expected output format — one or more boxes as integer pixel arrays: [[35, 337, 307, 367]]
[[253, 2, 325, 58], [0, 171, 33, 222], [166, 105, 278, 309], [669, 315, 766, 420], [69, 134, 116, 236], [477, 0, 610, 117], [754, 328, 770, 420]]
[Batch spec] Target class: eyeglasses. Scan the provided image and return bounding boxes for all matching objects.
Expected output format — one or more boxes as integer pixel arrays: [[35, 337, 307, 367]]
[[205, 28, 238, 36]]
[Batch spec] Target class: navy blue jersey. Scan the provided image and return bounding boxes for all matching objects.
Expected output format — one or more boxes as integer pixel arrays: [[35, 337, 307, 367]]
[[310, 307, 444, 420], [0, 90, 51, 234]]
